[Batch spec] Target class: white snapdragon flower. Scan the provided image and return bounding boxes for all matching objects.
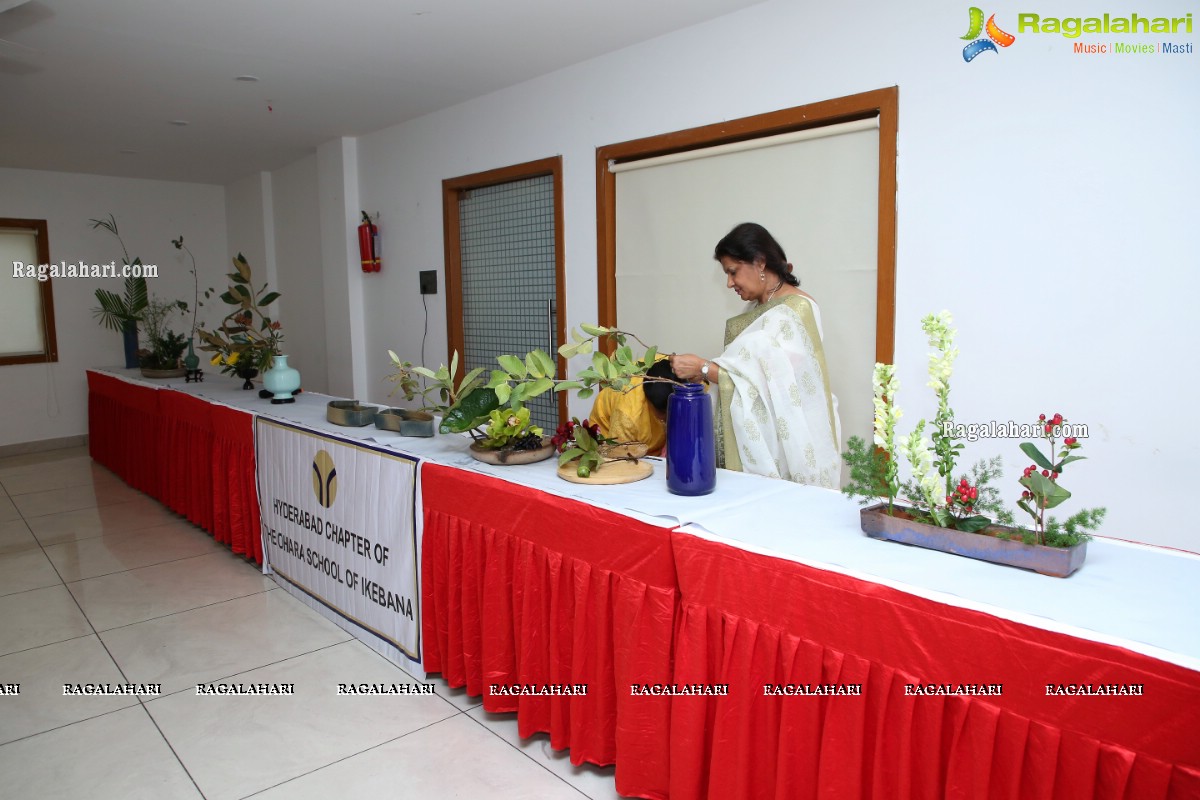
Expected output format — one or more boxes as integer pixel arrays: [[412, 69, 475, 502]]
[[903, 426, 943, 509], [871, 363, 901, 450]]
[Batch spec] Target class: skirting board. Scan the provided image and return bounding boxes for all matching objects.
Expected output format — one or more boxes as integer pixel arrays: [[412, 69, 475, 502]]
[[0, 434, 89, 459]]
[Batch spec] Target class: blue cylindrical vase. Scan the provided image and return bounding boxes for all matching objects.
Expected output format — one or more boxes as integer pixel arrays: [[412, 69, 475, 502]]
[[666, 382, 716, 496], [122, 321, 139, 368]]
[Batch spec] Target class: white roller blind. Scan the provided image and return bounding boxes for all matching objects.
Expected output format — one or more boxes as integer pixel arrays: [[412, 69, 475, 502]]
[[0, 228, 46, 357], [614, 121, 879, 469]]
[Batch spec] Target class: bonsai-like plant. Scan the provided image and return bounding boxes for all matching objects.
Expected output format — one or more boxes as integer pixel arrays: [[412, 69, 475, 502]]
[[196, 254, 284, 375], [138, 296, 188, 370], [90, 215, 148, 333]]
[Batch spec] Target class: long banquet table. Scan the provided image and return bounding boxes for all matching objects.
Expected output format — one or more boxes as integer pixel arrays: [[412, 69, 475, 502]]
[[86, 368, 1200, 800], [87, 369, 262, 562]]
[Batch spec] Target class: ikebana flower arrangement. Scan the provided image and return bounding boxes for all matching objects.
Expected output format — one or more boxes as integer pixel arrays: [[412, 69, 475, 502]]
[[385, 323, 666, 470], [479, 407, 544, 451], [1014, 413, 1105, 547], [549, 417, 651, 479], [137, 296, 189, 373], [89, 214, 149, 368], [196, 254, 284, 378], [842, 310, 1104, 576]]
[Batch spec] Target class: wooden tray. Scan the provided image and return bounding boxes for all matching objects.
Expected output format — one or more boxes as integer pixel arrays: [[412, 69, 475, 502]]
[[557, 458, 653, 485]]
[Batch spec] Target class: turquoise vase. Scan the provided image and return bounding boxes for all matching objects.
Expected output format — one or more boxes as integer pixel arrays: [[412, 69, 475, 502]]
[[263, 354, 301, 404], [182, 337, 200, 370]]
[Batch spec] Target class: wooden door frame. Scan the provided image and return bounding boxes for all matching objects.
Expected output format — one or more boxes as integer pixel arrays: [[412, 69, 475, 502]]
[[442, 156, 567, 423], [595, 86, 898, 365]]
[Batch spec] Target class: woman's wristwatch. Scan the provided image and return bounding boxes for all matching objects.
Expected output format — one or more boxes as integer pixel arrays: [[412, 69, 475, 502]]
[[701, 361, 710, 383]]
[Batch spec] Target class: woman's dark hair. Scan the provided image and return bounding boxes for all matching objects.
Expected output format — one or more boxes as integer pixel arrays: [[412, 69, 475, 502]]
[[714, 222, 799, 287], [642, 358, 681, 414]]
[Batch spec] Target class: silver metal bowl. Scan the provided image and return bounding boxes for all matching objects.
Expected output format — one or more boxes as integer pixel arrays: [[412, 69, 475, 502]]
[[326, 400, 379, 427]]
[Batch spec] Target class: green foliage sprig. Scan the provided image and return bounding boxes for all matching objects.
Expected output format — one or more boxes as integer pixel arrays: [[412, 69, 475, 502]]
[[1014, 413, 1103, 546], [386, 349, 484, 416], [841, 435, 888, 506]]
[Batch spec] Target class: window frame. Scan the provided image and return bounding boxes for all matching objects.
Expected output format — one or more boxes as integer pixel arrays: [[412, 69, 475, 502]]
[[0, 217, 59, 366], [595, 87, 898, 366]]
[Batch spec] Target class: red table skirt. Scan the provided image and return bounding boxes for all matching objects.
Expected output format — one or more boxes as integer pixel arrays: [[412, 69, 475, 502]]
[[88, 371, 162, 498], [421, 464, 676, 800], [87, 372, 262, 564], [669, 533, 1200, 800]]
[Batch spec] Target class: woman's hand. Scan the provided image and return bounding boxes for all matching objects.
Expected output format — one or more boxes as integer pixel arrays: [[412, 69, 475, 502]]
[[670, 353, 717, 383]]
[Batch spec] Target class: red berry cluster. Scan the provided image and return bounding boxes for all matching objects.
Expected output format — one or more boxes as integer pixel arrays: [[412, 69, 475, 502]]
[[1038, 411, 1064, 436], [946, 477, 978, 514], [551, 418, 602, 453]]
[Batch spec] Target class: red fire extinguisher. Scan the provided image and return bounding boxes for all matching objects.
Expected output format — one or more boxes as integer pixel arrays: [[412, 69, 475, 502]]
[[358, 211, 381, 273]]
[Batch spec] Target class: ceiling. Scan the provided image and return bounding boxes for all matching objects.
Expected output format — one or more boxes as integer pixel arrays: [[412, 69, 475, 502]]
[[0, 0, 761, 185]]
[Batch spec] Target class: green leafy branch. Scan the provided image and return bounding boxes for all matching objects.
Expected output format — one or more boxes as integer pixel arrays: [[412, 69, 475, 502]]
[[90, 214, 148, 331], [195, 254, 284, 374]]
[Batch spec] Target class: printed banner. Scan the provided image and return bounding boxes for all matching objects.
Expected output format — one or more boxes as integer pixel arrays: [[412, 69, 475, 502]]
[[256, 418, 420, 660]]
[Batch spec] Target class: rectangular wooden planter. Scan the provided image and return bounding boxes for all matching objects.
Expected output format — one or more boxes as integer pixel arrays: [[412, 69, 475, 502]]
[[860, 503, 1087, 578]]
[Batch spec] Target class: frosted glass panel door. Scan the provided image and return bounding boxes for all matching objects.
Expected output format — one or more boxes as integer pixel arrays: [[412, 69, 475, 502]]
[[458, 175, 558, 430]]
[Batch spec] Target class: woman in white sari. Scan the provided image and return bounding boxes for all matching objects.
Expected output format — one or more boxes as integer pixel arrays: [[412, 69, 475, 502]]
[[670, 223, 841, 488]]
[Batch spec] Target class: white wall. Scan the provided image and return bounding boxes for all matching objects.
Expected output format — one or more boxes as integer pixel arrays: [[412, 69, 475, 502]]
[[271, 154, 329, 394], [335, 0, 1199, 549], [224, 172, 271, 287], [0, 167, 226, 447]]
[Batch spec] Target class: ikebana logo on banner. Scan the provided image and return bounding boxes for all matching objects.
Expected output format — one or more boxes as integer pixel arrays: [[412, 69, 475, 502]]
[[257, 419, 421, 661], [312, 450, 337, 508]]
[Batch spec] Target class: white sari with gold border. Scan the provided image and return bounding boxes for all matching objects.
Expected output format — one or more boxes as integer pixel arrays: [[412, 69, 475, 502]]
[[713, 294, 840, 488]]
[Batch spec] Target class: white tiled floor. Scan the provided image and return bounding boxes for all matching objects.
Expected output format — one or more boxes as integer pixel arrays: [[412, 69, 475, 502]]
[[0, 447, 621, 799]]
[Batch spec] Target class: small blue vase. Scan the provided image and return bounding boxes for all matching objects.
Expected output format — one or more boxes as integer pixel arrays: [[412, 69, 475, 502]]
[[263, 354, 301, 404], [666, 383, 716, 496], [121, 321, 139, 368]]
